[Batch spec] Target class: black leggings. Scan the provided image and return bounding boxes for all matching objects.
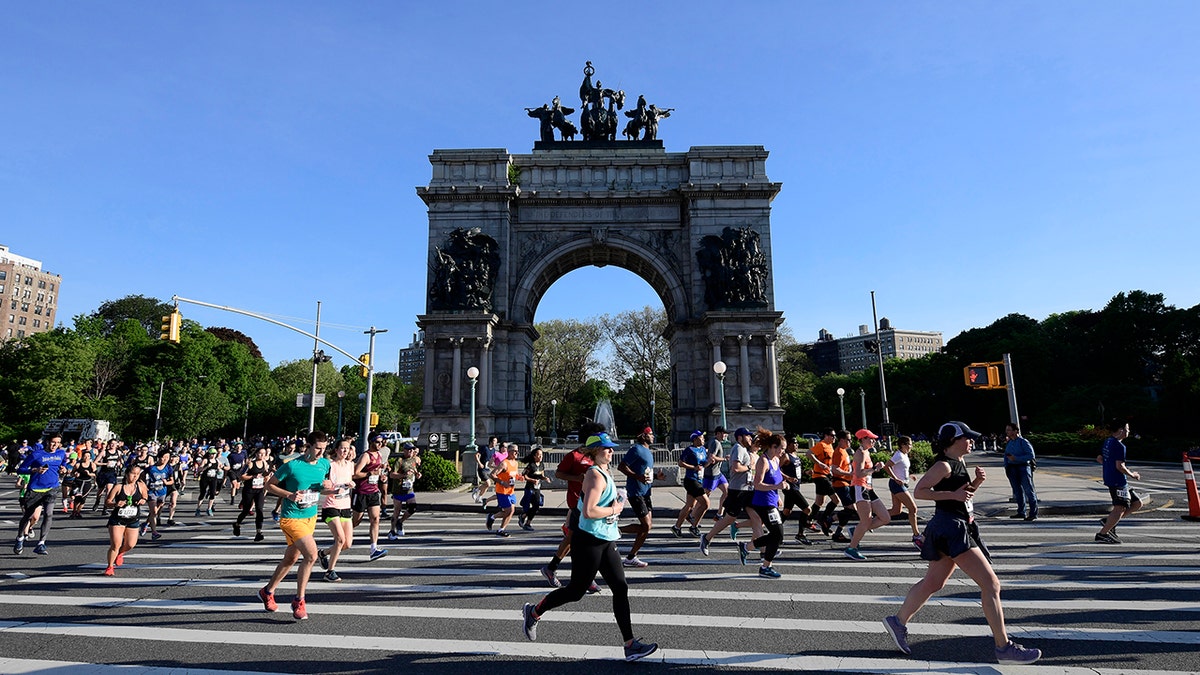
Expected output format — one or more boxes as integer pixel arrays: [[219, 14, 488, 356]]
[[520, 489, 541, 522], [19, 488, 57, 543], [751, 505, 783, 563], [536, 528, 633, 642], [236, 489, 265, 530], [198, 476, 220, 501]]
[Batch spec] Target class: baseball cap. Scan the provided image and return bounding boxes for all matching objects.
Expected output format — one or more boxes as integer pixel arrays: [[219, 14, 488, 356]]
[[401, 441, 416, 450], [690, 430, 704, 439], [642, 426, 654, 435], [372, 433, 389, 443], [586, 432, 619, 448], [735, 427, 753, 438], [855, 429, 878, 440], [937, 421, 982, 445]]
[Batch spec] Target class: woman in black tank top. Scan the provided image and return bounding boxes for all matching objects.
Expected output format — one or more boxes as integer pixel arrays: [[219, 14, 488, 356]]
[[881, 421, 1042, 665], [103, 465, 148, 577]]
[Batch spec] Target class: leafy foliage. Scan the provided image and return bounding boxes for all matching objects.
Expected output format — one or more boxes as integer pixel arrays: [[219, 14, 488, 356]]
[[414, 450, 461, 491]]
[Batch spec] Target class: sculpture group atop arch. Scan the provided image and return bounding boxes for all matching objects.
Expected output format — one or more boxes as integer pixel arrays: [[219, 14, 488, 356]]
[[416, 142, 785, 444]]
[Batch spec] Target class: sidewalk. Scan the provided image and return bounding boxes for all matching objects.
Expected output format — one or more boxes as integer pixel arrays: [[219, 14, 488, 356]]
[[416, 451, 1140, 519]]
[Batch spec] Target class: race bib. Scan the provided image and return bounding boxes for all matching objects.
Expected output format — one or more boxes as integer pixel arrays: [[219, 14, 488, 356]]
[[252, 477, 265, 489], [150, 480, 164, 490], [1116, 485, 1130, 501], [336, 484, 351, 499], [367, 475, 379, 485], [296, 490, 320, 507], [107, 461, 117, 469], [117, 505, 138, 518], [604, 514, 618, 525], [206, 470, 217, 478], [767, 508, 782, 524], [400, 479, 413, 492], [232, 464, 243, 471]]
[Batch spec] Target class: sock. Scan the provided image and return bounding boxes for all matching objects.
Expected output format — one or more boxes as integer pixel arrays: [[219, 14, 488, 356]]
[[548, 555, 561, 572], [370, 542, 378, 553]]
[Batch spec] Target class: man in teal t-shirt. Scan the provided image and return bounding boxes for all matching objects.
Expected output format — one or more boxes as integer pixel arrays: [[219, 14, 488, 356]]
[[257, 430, 332, 621]]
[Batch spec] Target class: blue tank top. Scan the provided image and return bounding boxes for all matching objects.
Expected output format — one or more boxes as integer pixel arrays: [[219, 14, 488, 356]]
[[751, 458, 782, 508], [577, 467, 620, 541]]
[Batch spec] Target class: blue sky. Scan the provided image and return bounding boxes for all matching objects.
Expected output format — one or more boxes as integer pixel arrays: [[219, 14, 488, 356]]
[[3, 3, 1198, 369]]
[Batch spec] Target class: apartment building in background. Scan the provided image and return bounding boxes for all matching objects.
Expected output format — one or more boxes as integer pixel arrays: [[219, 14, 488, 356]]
[[397, 330, 426, 386], [805, 318, 943, 375], [0, 245, 62, 341]]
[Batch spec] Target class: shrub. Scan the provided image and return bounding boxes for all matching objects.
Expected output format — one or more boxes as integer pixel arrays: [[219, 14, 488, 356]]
[[414, 450, 462, 492]]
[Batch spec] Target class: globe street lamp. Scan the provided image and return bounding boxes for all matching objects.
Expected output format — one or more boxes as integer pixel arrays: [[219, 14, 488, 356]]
[[550, 399, 557, 444], [713, 361, 728, 433], [336, 390, 346, 438], [859, 388, 868, 429], [836, 387, 846, 430], [467, 366, 480, 450], [649, 397, 656, 436]]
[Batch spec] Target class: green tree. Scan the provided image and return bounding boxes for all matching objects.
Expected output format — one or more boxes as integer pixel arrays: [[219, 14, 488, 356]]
[[531, 318, 602, 437], [599, 306, 670, 436], [92, 294, 174, 338]]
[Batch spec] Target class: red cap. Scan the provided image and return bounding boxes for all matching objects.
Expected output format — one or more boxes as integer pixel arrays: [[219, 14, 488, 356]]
[[642, 427, 654, 435], [855, 429, 878, 440]]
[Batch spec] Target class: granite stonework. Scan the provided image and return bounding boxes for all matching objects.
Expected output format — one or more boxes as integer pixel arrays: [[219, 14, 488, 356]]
[[417, 145, 785, 445]]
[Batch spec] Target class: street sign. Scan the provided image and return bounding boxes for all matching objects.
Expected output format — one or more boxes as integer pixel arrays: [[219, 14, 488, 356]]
[[880, 422, 897, 437], [295, 394, 326, 408]]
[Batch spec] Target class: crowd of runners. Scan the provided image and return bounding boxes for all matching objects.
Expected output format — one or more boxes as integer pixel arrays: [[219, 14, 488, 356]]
[[5, 417, 1148, 664]]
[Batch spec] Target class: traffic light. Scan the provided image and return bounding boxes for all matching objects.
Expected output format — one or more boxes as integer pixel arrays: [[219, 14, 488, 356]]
[[864, 339, 879, 354], [358, 353, 370, 378], [964, 363, 1000, 388], [159, 310, 181, 343], [369, 412, 379, 427]]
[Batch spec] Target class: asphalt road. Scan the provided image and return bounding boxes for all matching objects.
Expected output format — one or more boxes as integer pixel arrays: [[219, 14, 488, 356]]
[[2, 475, 1199, 674]]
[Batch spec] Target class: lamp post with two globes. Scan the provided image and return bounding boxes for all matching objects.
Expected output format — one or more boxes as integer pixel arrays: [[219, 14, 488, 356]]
[[713, 361, 728, 433], [550, 399, 558, 444], [467, 366, 480, 450]]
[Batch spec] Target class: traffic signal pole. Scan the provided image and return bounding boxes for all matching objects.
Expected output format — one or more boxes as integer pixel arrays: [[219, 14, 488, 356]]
[[1003, 352, 1020, 426], [308, 301, 322, 434], [360, 326, 388, 452]]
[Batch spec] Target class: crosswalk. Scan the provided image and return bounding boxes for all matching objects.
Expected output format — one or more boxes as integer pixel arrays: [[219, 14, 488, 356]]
[[2, 489, 1199, 674]]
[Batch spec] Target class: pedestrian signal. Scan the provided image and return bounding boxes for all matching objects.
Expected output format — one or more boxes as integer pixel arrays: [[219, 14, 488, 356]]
[[159, 311, 181, 343], [964, 364, 1000, 389]]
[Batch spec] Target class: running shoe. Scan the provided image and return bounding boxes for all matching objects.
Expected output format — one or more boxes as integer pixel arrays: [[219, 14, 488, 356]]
[[624, 638, 658, 662], [623, 556, 648, 568], [486, 513, 495, 531], [194, 509, 202, 517], [323, 570, 341, 583], [844, 546, 866, 561], [758, 566, 781, 579], [470, 487, 480, 503], [167, 519, 176, 527], [139, 523, 149, 536], [795, 534, 813, 546], [699, 533, 711, 556], [585, 582, 602, 595], [1107, 529, 1122, 542], [1094, 532, 1120, 544], [912, 534, 925, 550], [688, 525, 701, 537], [232, 523, 241, 537], [396, 527, 405, 537], [291, 597, 308, 620], [317, 549, 330, 571], [497, 529, 510, 537], [369, 548, 389, 561], [13, 538, 23, 555], [670, 525, 683, 538], [33, 543, 47, 555], [883, 615, 911, 655], [540, 565, 561, 588], [206, 507, 214, 517], [1023, 514, 1039, 522], [994, 640, 1041, 664], [1099, 518, 1119, 535], [272, 512, 281, 523], [521, 523, 534, 531], [818, 515, 831, 535], [151, 532, 162, 541], [831, 532, 851, 544], [522, 602, 539, 641], [257, 587, 278, 612], [254, 532, 264, 542], [730, 523, 739, 540], [387, 530, 398, 542], [102, 566, 115, 577], [737, 541, 749, 566], [114, 552, 125, 567]]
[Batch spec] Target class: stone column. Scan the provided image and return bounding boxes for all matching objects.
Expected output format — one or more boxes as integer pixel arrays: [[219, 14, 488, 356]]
[[709, 336, 723, 406], [479, 337, 492, 412], [451, 338, 463, 410], [765, 334, 780, 408], [738, 335, 751, 410]]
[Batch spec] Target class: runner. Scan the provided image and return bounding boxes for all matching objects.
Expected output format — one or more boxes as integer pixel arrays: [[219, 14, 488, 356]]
[[739, 428, 787, 578], [843, 429, 890, 560], [826, 430, 856, 544], [351, 432, 389, 561], [517, 445, 545, 532], [102, 464, 148, 576], [540, 422, 605, 591], [234, 444, 273, 541], [617, 428, 656, 567], [780, 432, 813, 546], [164, 454, 183, 526], [258, 430, 333, 620], [486, 443, 523, 537], [194, 448, 221, 517], [1095, 420, 1142, 544], [387, 442, 421, 539], [703, 426, 729, 519], [226, 442, 247, 505], [93, 440, 122, 514], [317, 438, 356, 582], [670, 431, 709, 537], [882, 421, 1041, 664], [807, 428, 838, 535], [142, 450, 173, 541], [522, 432, 659, 662], [70, 449, 97, 520], [700, 427, 757, 556], [13, 434, 68, 555], [471, 436, 500, 507], [885, 435, 923, 548]]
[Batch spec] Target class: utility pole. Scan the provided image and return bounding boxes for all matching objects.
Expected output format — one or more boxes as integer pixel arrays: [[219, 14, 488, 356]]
[[360, 326, 388, 452], [871, 290, 893, 451], [308, 301, 322, 433], [1003, 352, 1020, 426], [153, 380, 165, 443]]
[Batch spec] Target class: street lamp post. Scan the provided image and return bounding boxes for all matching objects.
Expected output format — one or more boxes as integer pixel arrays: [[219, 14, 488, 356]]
[[336, 390, 346, 438], [859, 388, 868, 429], [243, 399, 251, 440], [836, 387, 846, 430], [356, 392, 366, 454], [550, 399, 557, 444], [713, 361, 728, 433], [649, 397, 656, 436], [153, 380, 165, 443], [467, 366, 480, 450]]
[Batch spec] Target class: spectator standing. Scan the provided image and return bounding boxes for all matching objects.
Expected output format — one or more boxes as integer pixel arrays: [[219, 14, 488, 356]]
[[1003, 424, 1038, 521]]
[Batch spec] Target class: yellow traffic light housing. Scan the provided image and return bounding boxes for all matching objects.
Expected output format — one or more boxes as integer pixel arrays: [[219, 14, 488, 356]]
[[160, 310, 181, 343], [358, 353, 370, 377], [964, 363, 1001, 389], [369, 412, 379, 427]]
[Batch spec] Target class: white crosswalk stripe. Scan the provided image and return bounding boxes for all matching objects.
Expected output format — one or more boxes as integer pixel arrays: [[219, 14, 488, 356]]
[[1, 510, 1198, 674]]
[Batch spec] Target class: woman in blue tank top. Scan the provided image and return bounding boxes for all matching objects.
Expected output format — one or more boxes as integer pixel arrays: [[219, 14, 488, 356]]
[[738, 428, 787, 578], [521, 432, 658, 662]]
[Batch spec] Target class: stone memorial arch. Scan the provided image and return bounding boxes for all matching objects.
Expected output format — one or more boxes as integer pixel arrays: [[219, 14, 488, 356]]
[[416, 144, 786, 445]]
